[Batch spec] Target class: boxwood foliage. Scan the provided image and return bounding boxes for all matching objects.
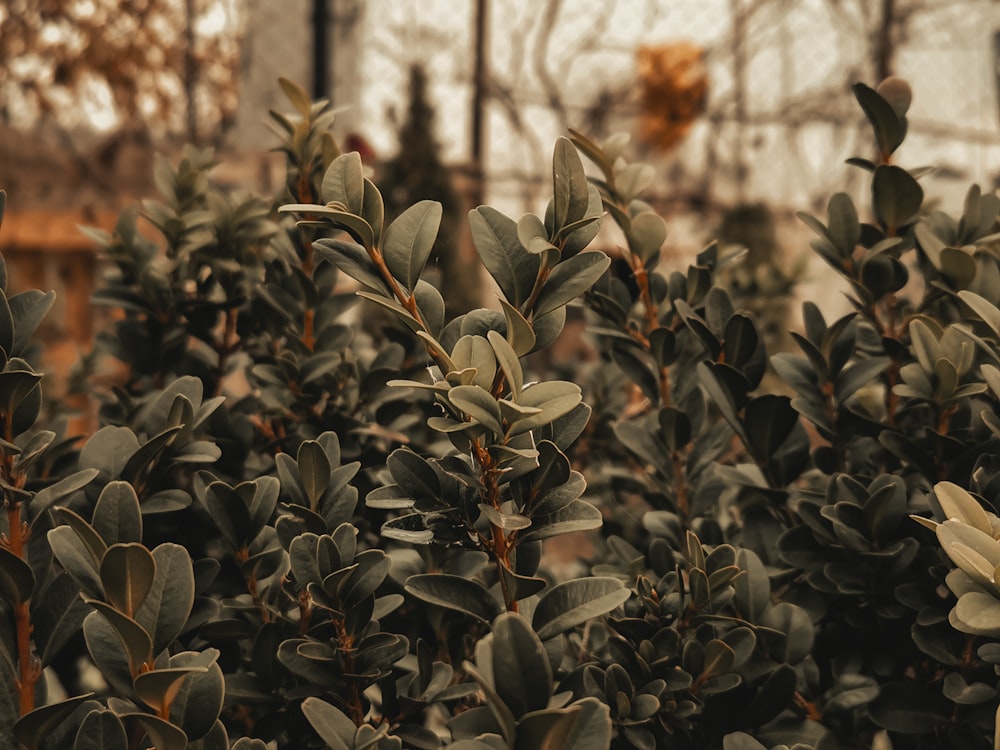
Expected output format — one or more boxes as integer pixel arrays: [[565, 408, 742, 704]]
[[0, 75, 998, 750]]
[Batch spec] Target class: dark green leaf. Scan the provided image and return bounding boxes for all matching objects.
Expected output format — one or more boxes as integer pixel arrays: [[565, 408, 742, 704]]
[[469, 207, 539, 307], [0, 546, 33, 605], [298, 440, 331, 511], [84, 602, 152, 678], [73, 710, 128, 750], [13, 693, 93, 750], [321, 151, 365, 214], [8, 290, 55, 358], [532, 577, 629, 640], [135, 543, 195, 654], [492, 613, 552, 718], [33, 572, 89, 667], [300, 697, 356, 750], [521, 498, 602, 542], [100, 543, 156, 617], [552, 136, 590, 230], [872, 165, 923, 232], [535, 251, 611, 318], [134, 667, 208, 716], [853, 82, 906, 157], [314, 238, 388, 292], [125, 713, 188, 750], [868, 681, 949, 734], [382, 200, 442, 292], [91, 481, 143, 545], [743, 395, 799, 464], [167, 650, 225, 741], [404, 574, 503, 625]]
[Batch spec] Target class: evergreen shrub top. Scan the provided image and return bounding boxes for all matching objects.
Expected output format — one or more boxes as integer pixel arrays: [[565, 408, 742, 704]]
[[1, 75, 999, 750]]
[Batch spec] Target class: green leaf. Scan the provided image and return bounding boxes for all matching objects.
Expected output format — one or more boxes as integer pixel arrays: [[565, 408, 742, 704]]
[[32, 572, 90, 667], [314, 238, 388, 292], [959, 290, 1000, 338], [935, 482, 992, 534], [953, 592, 1000, 637], [449, 385, 503, 436], [126, 713, 188, 750], [340, 550, 391, 607], [404, 574, 503, 625], [742, 395, 799, 464], [8, 290, 55, 358], [184, 720, 229, 750], [510, 381, 582, 435], [100, 543, 156, 617], [535, 251, 611, 317], [629, 211, 667, 264], [13, 693, 94, 750], [523, 498, 602, 541], [167, 650, 225, 741], [478, 504, 531, 532], [517, 706, 583, 749], [698, 363, 749, 444], [460, 662, 517, 743], [73, 710, 128, 750], [872, 165, 923, 231], [701, 639, 736, 678], [134, 667, 208, 716], [361, 177, 384, 245], [91, 481, 143, 545], [48, 524, 104, 600], [278, 77, 312, 116], [488, 329, 525, 397], [878, 76, 912, 118], [300, 697, 356, 750], [835, 356, 889, 403], [532, 577, 630, 640], [868, 681, 948, 734], [298, 440, 331, 511], [853, 82, 906, 157], [470, 207, 539, 307], [552, 136, 590, 230], [84, 602, 153, 677], [0, 546, 33, 605], [0, 294, 15, 359], [492, 613, 552, 718], [942, 672, 995, 705], [498, 300, 535, 358], [201, 482, 253, 550], [135, 543, 195, 655], [827, 193, 860, 257], [321, 151, 365, 214], [382, 200, 442, 292], [414, 279, 446, 337], [79, 426, 140, 488], [938, 246, 976, 288], [386, 448, 440, 504]]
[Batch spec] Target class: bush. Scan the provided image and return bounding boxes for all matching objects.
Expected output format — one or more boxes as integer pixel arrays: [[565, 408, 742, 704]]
[[1, 75, 999, 750]]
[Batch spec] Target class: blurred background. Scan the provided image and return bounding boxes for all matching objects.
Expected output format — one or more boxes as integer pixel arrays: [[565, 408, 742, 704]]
[[1, 0, 999, 377]]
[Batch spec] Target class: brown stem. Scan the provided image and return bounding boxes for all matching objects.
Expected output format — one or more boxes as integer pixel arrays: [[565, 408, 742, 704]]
[[521, 263, 554, 321], [793, 691, 823, 721], [335, 618, 366, 724], [302, 308, 316, 352], [235, 549, 273, 624], [299, 589, 313, 636], [6, 501, 36, 715], [474, 440, 518, 612]]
